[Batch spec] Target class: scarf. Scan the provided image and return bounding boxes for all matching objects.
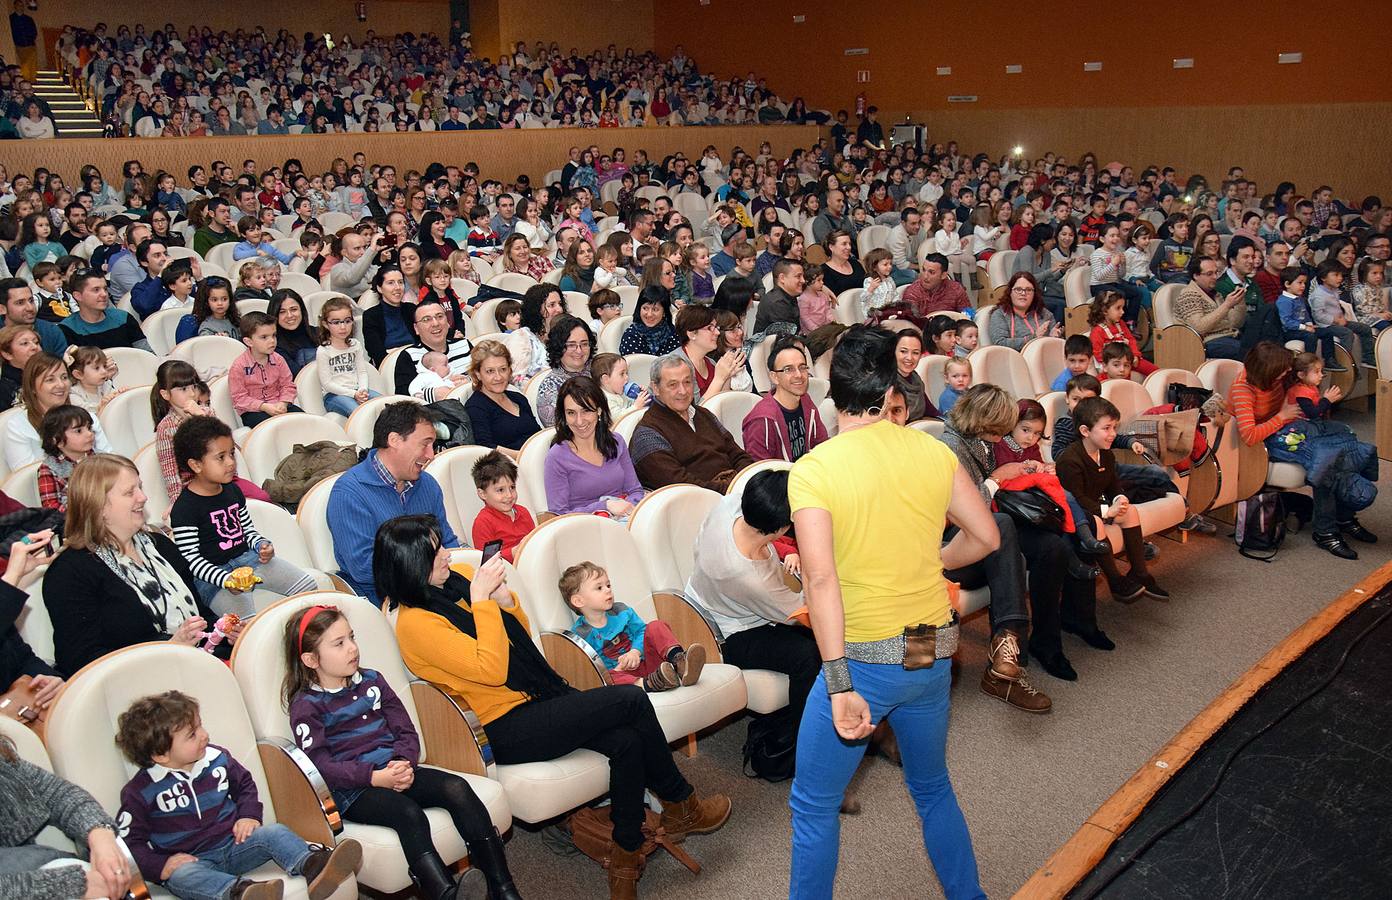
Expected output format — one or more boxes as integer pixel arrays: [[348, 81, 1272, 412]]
[[629, 318, 677, 355], [415, 572, 572, 703], [92, 532, 201, 635]]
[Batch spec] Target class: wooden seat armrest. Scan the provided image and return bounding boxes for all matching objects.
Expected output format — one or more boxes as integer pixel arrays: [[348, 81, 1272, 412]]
[[540, 630, 610, 690], [652, 591, 725, 663], [409, 680, 496, 778], [257, 738, 338, 845]]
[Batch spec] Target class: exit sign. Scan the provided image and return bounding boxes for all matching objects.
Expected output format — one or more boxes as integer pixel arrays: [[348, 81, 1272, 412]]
[[856, 70, 870, 83]]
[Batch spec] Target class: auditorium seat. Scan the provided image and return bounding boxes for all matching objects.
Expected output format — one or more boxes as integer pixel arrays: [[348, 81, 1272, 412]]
[[345, 394, 423, 448], [514, 427, 555, 516], [598, 315, 631, 354], [1, 462, 40, 508], [241, 413, 351, 486], [97, 387, 156, 457], [1022, 335, 1066, 394], [423, 444, 495, 540], [170, 334, 246, 383], [701, 391, 761, 447], [105, 347, 160, 391]]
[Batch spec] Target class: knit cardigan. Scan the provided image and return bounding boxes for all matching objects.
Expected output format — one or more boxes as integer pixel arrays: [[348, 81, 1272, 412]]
[[0, 749, 116, 900], [630, 402, 753, 491]]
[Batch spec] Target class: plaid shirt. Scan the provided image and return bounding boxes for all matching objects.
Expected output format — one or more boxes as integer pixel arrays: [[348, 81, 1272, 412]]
[[37, 458, 69, 511]]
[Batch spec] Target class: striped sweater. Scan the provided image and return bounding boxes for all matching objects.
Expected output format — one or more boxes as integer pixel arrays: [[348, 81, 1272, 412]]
[[288, 668, 420, 811], [169, 482, 267, 588], [118, 745, 263, 881], [1229, 371, 1291, 446]]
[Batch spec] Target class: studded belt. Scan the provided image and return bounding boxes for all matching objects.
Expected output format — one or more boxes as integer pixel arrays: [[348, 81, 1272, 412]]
[[843, 614, 960, 665]]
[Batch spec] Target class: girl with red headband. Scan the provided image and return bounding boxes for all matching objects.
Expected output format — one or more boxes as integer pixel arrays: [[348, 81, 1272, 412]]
[[284, 604, 522, 900]]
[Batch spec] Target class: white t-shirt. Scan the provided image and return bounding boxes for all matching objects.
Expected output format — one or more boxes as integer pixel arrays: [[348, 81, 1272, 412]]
[[686, 493, 802, 638]]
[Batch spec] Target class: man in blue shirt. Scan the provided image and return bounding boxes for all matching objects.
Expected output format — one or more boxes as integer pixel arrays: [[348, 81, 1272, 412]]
[[327, 402, 461, 604], [0, 278, 67, 354]]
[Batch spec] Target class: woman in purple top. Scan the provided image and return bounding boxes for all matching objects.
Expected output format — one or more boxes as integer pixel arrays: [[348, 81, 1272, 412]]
[[544, 377, 646, 517]]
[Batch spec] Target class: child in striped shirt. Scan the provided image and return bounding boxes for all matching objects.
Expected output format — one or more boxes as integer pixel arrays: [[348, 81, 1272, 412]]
[[284, 605, 521, 899], [169, 416, 318, 617], [116, 690, 362, 899]]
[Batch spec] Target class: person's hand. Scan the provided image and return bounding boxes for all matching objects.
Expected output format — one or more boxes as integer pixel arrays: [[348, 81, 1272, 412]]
[[1052, 259, 1066, 271], [2, 530, 54, 588], [190, 258, 203, 279], [354, 389, 370, 403], [782, 553, 802, 578], [617, 649, 642, 671], [1304, 323, 1316, 332], [714, 350, 740, 379], [1334, 314, 1348, 327], [1111, 495, 1131, 517], [605, 497, 634, 518], [469, 554, 507, 604], [1279, 401, 1301, 421], [232, 818, 259, 844], [86, 826, 129, 899], [258, 541, 275, 563], [1049, 322, 1063, 337], [171, 616, 206, 646], [371, 766, 399, 788], [160, 853, 198, 881], [1042, 462, 1057, 475], [1224, 286, 1245, 307], [1325, 384, 1344, 402], [449, 373, 469, 385], [633, 388, 651, 408], [1130, 441, 1147, 456], [991, 462, 1028, 482], [830, 690, 874, 741], [29, 673, 63, 708]]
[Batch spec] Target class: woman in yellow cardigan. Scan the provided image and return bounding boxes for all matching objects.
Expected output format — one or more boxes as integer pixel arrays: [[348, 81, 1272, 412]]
[[377, 515, 730, 897]]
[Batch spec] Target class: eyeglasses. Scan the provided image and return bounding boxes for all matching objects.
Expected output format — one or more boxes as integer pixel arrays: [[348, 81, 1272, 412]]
[[563, 341, 590, 351], [326, 317, 353, 326], [1011, 286, 1033, 294], [774, 364, 810, 376]]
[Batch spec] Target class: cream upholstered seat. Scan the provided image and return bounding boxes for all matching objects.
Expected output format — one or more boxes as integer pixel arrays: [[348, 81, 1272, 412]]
[[514, 427, 555, 516], [1022, 335, 1066, 395], [612, 406, 645, 446], [986, 249, 1018, 300], [230, 593, 511, 893], [141, 308, 186, 357], [0, 462, 39, 508], [1062, 265, 1092, 334], [834, 288, 866, 325], [242, 413, 351, 486], [423, 445, 496, 540], [279, 272, 321, 297], [345, 395, 422, 449], [598, 316, 631, 354], [1097, 379, 1189, 541], [724, 459, 792, 498], [97, 387, 156, 457], [44, 643, 359, 900], [623, 353, 657, 389], [207, 376, 251, 444], [470, 298, 503, 337], [105, 347, 161, 391], [488, 272, 537, 295], [968, 345, 1036, 401], [629, 483, 790, 715], [170, 334, 247, 384], [972, 304, 996, 348], [700, 391, 761, 448], [1151, 283, 1205, 372], [17, 568, 53, 667], [296, 473, 344, 573], [513, 515, 748, 744], [1143, 367, 1203, 406]]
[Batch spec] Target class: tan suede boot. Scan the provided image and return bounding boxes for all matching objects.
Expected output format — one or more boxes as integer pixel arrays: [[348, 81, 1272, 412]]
[[659, 791, 731, 840], [606, 842, 645, 900]]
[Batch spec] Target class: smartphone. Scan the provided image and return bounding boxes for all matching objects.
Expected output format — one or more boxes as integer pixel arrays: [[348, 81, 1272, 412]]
[[480, 540, 504, 565]]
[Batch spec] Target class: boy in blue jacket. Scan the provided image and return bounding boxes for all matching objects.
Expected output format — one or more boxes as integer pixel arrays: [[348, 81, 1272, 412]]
[[116, 690, 362, 900], [562, 561, 705, 693]]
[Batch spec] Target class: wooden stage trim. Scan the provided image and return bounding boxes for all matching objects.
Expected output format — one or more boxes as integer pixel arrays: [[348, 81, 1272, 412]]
[[1015, 557, 1392, 899]]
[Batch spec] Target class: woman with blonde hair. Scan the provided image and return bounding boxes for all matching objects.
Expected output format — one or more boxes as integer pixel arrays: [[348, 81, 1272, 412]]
[[463, 340, 540, 458], [43, 453, 226, 676]]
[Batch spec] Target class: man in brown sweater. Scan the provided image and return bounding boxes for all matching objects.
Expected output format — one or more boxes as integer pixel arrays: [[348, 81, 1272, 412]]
[[630, 353, 753, 492]]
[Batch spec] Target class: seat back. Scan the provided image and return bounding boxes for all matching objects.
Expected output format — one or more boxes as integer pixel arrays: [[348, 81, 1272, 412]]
[[973, 304, 996, 348], [377, 347, 406, 388], [1039, 390, 1068, 462], [1064, 264, 1091, 309], [724, 458, 792, 497], [278, 271, 321, 296], [1143, 368, 1202, 406], [1197, 358, 1243, 396], [1102, 377, 1156, 421], [423, 445, 494, 540], [700, 391, 761, 448], [98, 387, 157, 458], [968, 345, 1036, 401], [522, 371, 548, 418], [170, 335, 245, 382], [856, 224, 891, 257], [105, 347, 160, 391], [515, 427, 556, 515], [246, 498, 317, 571], [627, 484, 723, 592], [45, 644, 281, 828], [987, 249, 1018, 292], [16, 568, 52, 667], [598, 315, 631, 354], [0, 462, 40, 508], [141, 308, 186, 356], [1377, 326, 1392, 379], [834, 288, 865, 325], [1152, 283, 1186, 329], [293, 361, 329, 417], [303, 290, 354, 324], [515, 514, 658, 633], [296, 472, 344, 572], [488, 272, 538, 295], [1022, 335, 1065, 394], [613, 406, 645, 445], [471, 298, 503, 336], [624, 353, 658, 390], [242, 413, 351, 486], [345, 395, 422, 448]]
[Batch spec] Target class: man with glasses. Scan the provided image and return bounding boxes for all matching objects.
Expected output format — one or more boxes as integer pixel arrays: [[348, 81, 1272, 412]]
[[742, 336, 829, 462], [393, 300, 473, 396], [1175, 257, 1247, 360]]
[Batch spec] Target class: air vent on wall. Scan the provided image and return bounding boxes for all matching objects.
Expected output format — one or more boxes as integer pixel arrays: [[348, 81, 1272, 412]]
[[1084, 61, 1102, 71], [1005, 64, 1022, 74], [1278, 51, 1302, 64], [936, 66, 951, 76], [947, 96, 978, 103], [1173, 57, 1194, 68], [844, 48, 869, 56]]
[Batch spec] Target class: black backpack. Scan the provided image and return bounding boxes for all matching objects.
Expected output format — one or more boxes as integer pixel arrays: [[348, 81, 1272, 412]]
[[424, 399, 475, 451], [742, 711, 797, 782], [1234, 491, 1286, 561]]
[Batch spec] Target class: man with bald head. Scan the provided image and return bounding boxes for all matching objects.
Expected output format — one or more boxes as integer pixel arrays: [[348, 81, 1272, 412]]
[[811, 190, 854, 246]]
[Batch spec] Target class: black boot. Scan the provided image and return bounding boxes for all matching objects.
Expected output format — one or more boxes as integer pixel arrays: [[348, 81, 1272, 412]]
[[469, 831, 524, 900], [410, 850, 460, 900]]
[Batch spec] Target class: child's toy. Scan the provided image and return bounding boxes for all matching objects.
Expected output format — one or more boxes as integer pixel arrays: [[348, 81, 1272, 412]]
[[200, 613, 242, 654], [225, 566, 262, 592]]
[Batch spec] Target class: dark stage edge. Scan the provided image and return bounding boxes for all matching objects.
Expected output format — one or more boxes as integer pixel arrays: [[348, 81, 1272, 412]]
[[1070, 589, 1392, 900]]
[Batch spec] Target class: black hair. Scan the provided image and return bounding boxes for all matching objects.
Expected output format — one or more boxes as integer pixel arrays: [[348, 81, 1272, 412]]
[[767, 335, 805, 372], [1226, 235, 1257, 262], [830, 325, 896, 414], [520, 283, 561, 333], [171, 415, 232, 475], [39, 404, 93, 457], [372, 514, 441, 609], [544, 314, 594, 369], [1064, 333, 1092, 357], [471, 449, 517, 489], [550, 376, 617, 460], [371, 400, 437, 449], [742, 469, 791, 535], [1074, 396, 1121, 431]]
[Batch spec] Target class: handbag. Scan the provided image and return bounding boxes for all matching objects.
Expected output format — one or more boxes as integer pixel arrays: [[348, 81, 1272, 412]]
[[1166, 383, 1213, 412], [993, 487, 1067, 534], [1125, 408, 1201, 466]]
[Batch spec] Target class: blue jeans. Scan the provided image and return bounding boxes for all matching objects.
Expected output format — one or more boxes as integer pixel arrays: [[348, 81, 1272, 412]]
[[789, 662, 984, 900], [891, 266, 917, 286], [323, 389, 381, 417], [163, 823, 310, 900], [1203, 336, 1244, 360], [194, 548, 321, 617]]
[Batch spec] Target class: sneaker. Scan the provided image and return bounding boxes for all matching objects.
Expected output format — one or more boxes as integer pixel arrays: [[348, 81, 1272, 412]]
[[642, 661, 680, 692], [1314, 531, 1359, 560], [1178, 514, 1218, 535], [1339, 518, 1379, 543], [672, 643, 706, 686], [980, 669, 1052, 713], [1110, 576, 1146, 603], [301, 840, 362, 900], [231, 880, 284, 900], [1144, 541, 1160, 561]]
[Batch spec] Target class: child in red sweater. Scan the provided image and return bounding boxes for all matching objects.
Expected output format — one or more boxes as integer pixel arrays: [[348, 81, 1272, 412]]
[[1088, 291, 1156, 376], [228, 312, 302, 427], [470, 450, 536, 563]]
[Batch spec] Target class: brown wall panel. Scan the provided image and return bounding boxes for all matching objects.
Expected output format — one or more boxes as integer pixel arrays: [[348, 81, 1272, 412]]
[[496, 1, 654, 60], [0, 125, 823, 188]]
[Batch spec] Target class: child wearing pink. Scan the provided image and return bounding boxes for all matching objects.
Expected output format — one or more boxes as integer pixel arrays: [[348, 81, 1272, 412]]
[[1089, 321, 1158, 376]]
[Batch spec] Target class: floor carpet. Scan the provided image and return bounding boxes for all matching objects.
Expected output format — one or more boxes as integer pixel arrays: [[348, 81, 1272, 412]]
[[497, 408, 1392, 900]]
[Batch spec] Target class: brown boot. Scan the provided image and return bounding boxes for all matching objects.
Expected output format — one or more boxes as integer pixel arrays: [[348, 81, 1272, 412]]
[[606, 842, 645, 900], [672, 643, 706, 686], [980, 669, 1053, 714], [230, 880, 284, 900], [987, 629, 1025, 681], [641, 661, 679, 692], [659, 791, 731, 840], [301, 839, 363, 900]]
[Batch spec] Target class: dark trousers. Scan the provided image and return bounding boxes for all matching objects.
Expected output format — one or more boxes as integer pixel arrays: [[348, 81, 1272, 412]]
[[485, 686, 691, 851], [344, 767, 495, 859], [722, 622, 820, 726], [1203, 336, 1244, 360], [240, 403, 305, 427], [1284, 328, 1341, 367]]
